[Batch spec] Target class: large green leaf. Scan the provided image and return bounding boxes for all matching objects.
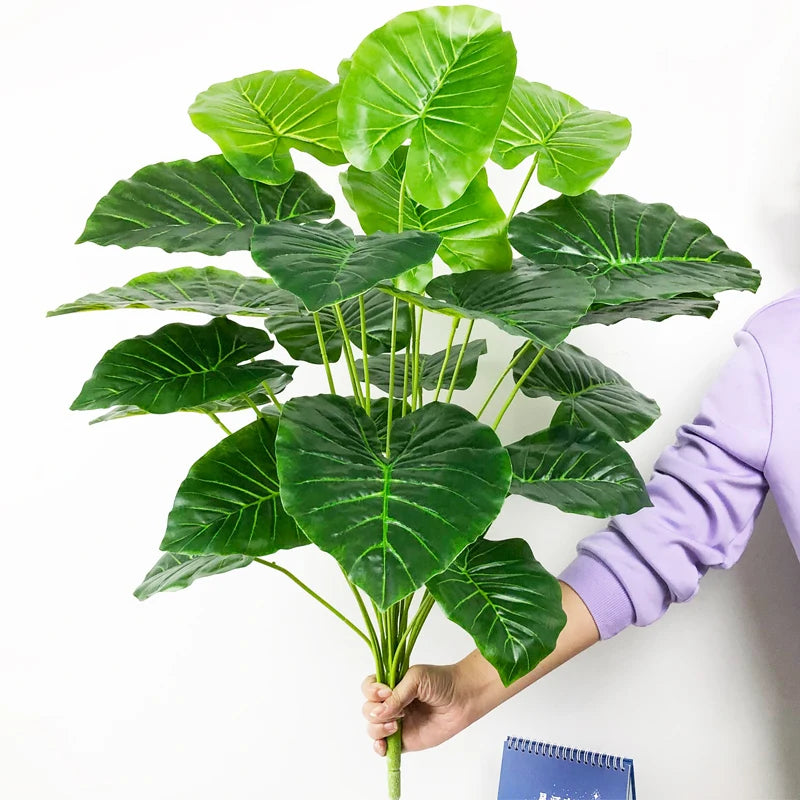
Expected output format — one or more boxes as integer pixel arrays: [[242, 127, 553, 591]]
[[512, 341, 659, 441], [340, 145, 512, 273], [75, 155, 334, 255], [161, 417, 308, 556], [509, 191, 760, 306], [266, 288, 412, 363], [579, 294, 719, 326], [425, 260, 595, 348], [506, 424, 650, 517], [71, 317, 292, 414], [338, 5, 516, 208], [134, 552, 253, 601], [355, 340, 487, 397], [491, 79, 631, 195], [426, 537, 566, 686], [47, 267, 300, 318], [188, 69, 345, 185], [275, 396, 512, 610], [250, 219, 440, 311]]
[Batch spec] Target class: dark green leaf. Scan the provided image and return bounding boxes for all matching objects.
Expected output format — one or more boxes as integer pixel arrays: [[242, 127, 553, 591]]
[[578, 293, 719, 325], [275, 396, 511, 610], [427, 537, 566, 686], [161, 417, 308, 556], [134, 552, 252, 601], [338, 5, 516, 208], [250, 219, 440, 311], [75, 155, 334, 255], [71, 317, 292, 414], [368, 397, 411, 442], [506, 424, 651, 517], [188, 69, 345, 184]]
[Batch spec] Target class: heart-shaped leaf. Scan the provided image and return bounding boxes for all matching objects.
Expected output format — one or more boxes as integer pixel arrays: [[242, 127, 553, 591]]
[[512, 341, 659, 441], [579, 294, 719, 326], [134, 552, 253, 601], [491, 79, 631, 195], [188, 69, 345, 184], [161, 417, 308, 556], [266, 288, 412, 363], [355, 340, 487, 397], [75, 155, 334, 255], [340, 145, 512, 273], [509, 191, 760, 306], [425, 260, 595, 348], [71, 317, 292, 414], [275, 396, 512, 610], [506, 424, 651, 517], [47, 266, 301, 318], [338, 5, 516, 208], [250, 219, 440, 311], [426, 536, 566, 686]]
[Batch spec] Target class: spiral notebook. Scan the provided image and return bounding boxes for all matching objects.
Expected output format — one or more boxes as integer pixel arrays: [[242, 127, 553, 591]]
[[497, 736, 636, 800]]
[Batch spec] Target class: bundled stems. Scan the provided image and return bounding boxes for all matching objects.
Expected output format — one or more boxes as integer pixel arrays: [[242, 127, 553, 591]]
[[410, 307, 424, 411], [313, 312, 337, 395], [333, 302, 364, 406]]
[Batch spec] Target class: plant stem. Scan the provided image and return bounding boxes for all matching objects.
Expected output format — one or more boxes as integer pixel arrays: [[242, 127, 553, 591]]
[[492, 344, 547, 430], [254, 558, 371, 648], [333, 302, 364, 406], [385, 297, 399, 456], [410, 307, 424, 411], [338, 565, 384, 678], [260, 380, 282, 411], [243, 394, 266, 419], [506, 152, 539, 226], [401, 592, 435, 674], [445, 318, 474, 402], [358, 295, 371, 415], [204, 411, 232, 435], [313, 311, 337, 395], [476, 340, 533, 420], [433, 317, 460, 402]]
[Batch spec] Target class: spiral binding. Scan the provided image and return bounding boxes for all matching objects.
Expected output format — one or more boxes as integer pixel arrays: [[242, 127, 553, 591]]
[[505, 737, 624, 770]]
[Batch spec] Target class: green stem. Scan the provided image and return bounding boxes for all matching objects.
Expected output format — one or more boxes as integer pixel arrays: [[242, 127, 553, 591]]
[[260, 380, 282, 411], [390, 591, 434, 683], [339, 565, 384, 678], [476, 340, 534, 420], [506, 152, 539, 227], [433, 317, 460, 402], [492, 344, 547, 430], [243, 394, 266, 419], [387, 731, 402, 800], [254, 558, 372, 648], [410, 307, 424, 411], [445, 318, 474, 402], [205, 411, 232, 435], [385, 297, 399, 456], [313, 311, 337, 395], [358, 295, 371, 415], [401, 305, 412, 415], [401, 592, 435, 674], [333, 302, 364, 406]]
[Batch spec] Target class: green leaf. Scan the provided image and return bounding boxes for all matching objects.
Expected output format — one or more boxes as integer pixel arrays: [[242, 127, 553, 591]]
[[368, 397, 411, 441], [355, 340, 487, 397], [512, 341, 659, 441], [188, 69, 345, 184], [491, 79, 631, 195], [250, 219, 440, 311], [47, 266, 301, 318], [426, 537, 566, 686], [579, 294, 719, 326], [425, 260, 595, 348], [339, 145, 512, 273], [506, 424, 651, 517], [266, 288, 412, 363], [71, 317, 292, 414], [275, 396, 511, 611], [161, 417, 308, 556], [75, 155, 334, 255], [338, 5, 516, 208], [134, 552, 252, 601], [509, 191, 760, 306]]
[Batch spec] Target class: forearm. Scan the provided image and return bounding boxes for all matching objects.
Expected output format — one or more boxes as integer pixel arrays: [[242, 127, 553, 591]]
[[456, 581, 600, 726]]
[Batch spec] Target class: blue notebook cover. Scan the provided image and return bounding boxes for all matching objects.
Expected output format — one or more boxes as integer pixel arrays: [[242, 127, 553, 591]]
[[497, 736, 636, 800]]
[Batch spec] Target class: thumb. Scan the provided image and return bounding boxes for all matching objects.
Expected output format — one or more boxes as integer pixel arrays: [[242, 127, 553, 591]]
[[376, 666, 423, 718]]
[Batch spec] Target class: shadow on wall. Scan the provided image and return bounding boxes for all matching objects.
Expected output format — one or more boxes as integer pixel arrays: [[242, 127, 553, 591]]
[[733, 491, 800, 791]]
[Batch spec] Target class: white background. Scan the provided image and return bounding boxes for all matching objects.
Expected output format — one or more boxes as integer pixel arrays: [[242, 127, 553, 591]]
[[3, 1, 800, 797]]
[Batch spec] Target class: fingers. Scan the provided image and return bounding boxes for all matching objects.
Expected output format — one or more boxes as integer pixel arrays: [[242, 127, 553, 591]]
[[361, 673, 393, 702], [363, 699, 405, 722], [373, 738, 387, 757], [370, 665, 421, 719], [366, 718, 400, 742]]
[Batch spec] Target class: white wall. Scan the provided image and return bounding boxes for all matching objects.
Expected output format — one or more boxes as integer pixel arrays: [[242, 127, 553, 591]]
[[3, 1, 800, 797]]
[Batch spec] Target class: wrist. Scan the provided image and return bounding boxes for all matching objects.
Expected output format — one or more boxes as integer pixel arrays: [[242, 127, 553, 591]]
[[452, 649, 507, 726]]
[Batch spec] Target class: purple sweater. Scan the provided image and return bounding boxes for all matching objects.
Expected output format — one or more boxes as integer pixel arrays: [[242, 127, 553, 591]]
[[559, 286, 800, 640]]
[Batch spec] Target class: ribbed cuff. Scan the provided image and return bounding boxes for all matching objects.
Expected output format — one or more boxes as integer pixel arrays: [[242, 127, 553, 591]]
[[559, 552, 636, 640]]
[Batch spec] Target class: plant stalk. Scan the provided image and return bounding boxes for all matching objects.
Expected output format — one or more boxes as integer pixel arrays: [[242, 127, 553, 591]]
[[506, 152, 539, 226], [476, 340, 534, 420], [445, 318, 474, 402], [204, 411, 232, 435], [313, 311, 337, 395], [333, 302, 364, 406], [433, 317, 460, 402], [358, 295, 371, 414], [260, 380, 282, 411], [492, 344, 548, 430]]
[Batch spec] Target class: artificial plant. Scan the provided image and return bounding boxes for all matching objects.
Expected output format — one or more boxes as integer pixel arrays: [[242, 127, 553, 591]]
[[51, 5, 760, 798]]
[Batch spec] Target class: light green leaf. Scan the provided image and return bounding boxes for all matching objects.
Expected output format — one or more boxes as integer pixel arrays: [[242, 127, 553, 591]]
[[427, 537, 566, 686], [134, 552, 252, 601], [75, 155, 334, 255], [338, 5, 516, 208], [188, 69, 345, 184], [275, 396, 512, 611]]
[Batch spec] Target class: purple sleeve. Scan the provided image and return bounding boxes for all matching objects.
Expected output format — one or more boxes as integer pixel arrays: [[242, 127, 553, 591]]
[[558, 328, 773, 640]]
